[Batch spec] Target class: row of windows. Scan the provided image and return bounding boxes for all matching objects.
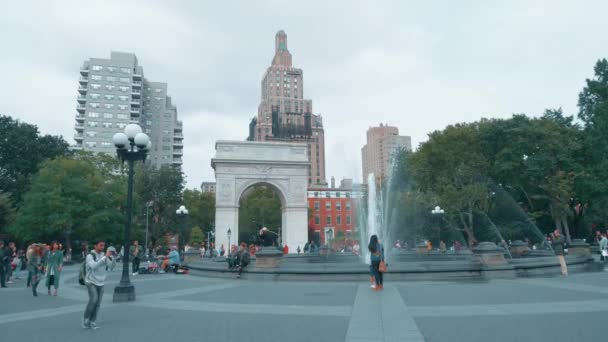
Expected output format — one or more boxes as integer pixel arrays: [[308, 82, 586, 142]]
[[89, 103, 130, 110], [312, 192, 352, 198], [313, 215, 352, 225], [90, 83, 135, 90], [90, 75, 131, 83], [89, 94, 131, 101], [86, 121, 126, 129], [91, 65, 133, 74], [87, 112, 129, 120], [313, 201, 352, 211]]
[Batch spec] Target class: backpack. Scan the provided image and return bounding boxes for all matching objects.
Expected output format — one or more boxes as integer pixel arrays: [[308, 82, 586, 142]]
[[78, 253, 96, 286]]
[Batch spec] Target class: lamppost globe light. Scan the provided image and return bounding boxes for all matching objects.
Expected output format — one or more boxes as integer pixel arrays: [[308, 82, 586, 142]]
[[146, 140, 152, 151], [134, 132, 150, 149], [112, 132, 129, 149], [183, 209, 189, 215], [179, 205, 186, 211], [124, 123, 143, 140]]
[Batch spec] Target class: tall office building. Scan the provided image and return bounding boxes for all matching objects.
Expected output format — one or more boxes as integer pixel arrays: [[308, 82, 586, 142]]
[[361, 124, 411, 184], [248, 30, 327, 187], [74, 52, 183, 167]]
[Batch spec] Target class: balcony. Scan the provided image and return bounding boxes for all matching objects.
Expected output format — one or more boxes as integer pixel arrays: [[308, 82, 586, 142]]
[[77, 95, 87, 103], [78, 76, 88, 84], [76, 104, 86, 113], [74, 134, 84, 141], [75, 123, 84, 131], [130, 100, 140, 107], [173, 141, 183, 147], [133, 73, 142, 80], [132, 81, 142, 88], [75, 114, 85, 122], [79, 68, 89, 76], [172, 158, 183, 164], [130, 108, 140, 117], [174, 133, 183, 139], [173, 149, 183, 156], [131, 89, 141, 97], [78, 85, 88, 94]]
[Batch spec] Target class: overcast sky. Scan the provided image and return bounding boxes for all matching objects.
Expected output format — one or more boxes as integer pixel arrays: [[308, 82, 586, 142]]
[[1, 1, 607, 189]]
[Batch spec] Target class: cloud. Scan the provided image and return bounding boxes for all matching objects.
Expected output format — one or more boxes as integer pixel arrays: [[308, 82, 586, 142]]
[[2, 0, 608, 189]]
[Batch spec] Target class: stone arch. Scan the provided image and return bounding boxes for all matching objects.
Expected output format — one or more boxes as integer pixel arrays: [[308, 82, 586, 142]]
[[212, 140, 309, 253]]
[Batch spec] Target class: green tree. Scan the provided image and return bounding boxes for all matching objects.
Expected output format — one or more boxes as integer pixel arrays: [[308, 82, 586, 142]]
[[0, 115, 70, 203], [10, 157, 126, 248], [238, 186, 282, 244], [0, 191, 15, 235], [183, 189, 215, 238], [189, 226, 205, 247]]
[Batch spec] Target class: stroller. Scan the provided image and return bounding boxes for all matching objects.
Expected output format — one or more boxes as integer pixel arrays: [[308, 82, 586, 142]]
[[137, 259, 159, 274]]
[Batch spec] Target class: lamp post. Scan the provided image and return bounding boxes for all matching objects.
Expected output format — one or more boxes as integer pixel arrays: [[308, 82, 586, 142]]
[[176, 205, 189, 251], [207, 230, 214, 257], [431, 206, 445, 245], [112, 123, 150, 303], [227, 228, 232, 256], [145, 201, 153, 257]]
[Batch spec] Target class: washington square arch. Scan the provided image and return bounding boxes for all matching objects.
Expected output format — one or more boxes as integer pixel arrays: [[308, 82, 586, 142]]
[[211, 140, 309, 252]]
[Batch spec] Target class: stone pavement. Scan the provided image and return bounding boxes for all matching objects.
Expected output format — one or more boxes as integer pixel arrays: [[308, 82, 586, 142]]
[[1, 265, 607, 342]]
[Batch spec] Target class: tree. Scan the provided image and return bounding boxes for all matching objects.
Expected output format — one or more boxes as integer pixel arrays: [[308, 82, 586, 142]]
[[189, 226, 205, 247], [238, 186, 282, 244], [134, 164, 185, 245], [10, 157, 126, 248], [0, 191, 15, 236], [183, 189, 215, 239], [0, 115, 70, 203]]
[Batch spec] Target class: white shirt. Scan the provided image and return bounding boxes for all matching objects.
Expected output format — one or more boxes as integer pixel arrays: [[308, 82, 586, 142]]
[[85, 250, 115, 286]]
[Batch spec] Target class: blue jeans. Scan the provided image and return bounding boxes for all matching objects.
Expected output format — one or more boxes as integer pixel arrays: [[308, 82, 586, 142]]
[[84, 284, 104, 322]]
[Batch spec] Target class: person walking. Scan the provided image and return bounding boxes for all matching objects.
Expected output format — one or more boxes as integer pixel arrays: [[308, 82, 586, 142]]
[[599, 233, 608, 263], [83, 239, 115, 330], [131, 240, 142, 276], [28, 244, 44, 296], [368, 235, 384, 291], [44, 241, 64, 296], [552, 229, 568, 276]]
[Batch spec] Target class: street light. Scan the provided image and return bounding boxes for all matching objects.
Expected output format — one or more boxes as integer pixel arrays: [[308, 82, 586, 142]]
[[431, 206, 445, 245], [207, 230, 215, 257], [176, 205, 189, 251], [227, 228, 232, 256], [112, 123, 150, 303]]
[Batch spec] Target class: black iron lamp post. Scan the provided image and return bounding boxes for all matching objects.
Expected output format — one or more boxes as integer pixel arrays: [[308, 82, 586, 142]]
[[431, 206, 445, 244], [176, 205, 189, 250], [227, 228, 232, 256], [112, 123, 150, 303]]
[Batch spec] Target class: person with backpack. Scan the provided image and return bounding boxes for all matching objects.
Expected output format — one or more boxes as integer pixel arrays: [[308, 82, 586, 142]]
[[81, 239, 115, 330]]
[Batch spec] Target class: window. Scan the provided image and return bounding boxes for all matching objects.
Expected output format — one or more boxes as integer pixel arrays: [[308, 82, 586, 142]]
[[314, 192, 319, 197], [314, 201, 319, 210], [145, 129, 151, 134], [106, 76, 116, 82], [91, 65, 103, 71], [104, 94, 114, 100], [336, 192, 341, 198], [154, 96, 162, 101], [86, 131, 97, 137], [104, 104, 114, 109], [346, 216, 351, 225], [90, 93, 100, 99], [87, 121, 98, 127], [121, 67, 131, 74], [325, 202, 331, 209], [346, 202, 351, 211], [119, 86, 129, 92], [91, 75, 102, 81], [85, 141, 96, 147], [106, 66, 116, 72], [88, 112, 99, 118], [101, 142, 112, 147], [105, 85, 115, 91], [155, 89, 162, 93], [336, 203, 342, 211], [116, 114, 128, 120], [120, 77, 130, 83], [326, 192, 330, 198], [103, 113, 113, 119], [118, 104, 128, 110], [146, 120, 152, 126], [91, 84, 101, 89], [336, 216, 342, 225], [102, 122, 112, 128], [118, 95, 129, 101], [314, 216, 320, 225], [89, 103, 100, 108], [326, 216, 332, 225], [116, 123, 127, 128]]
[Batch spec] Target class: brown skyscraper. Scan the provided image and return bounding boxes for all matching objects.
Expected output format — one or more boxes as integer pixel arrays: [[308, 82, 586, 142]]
[[362, 124, 412, 184], [248, 30, 327, 187]]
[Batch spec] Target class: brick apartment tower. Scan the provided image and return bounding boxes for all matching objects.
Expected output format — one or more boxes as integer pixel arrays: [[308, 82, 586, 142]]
[[361, 124, 411, 184], [248, 30, 327, 187]]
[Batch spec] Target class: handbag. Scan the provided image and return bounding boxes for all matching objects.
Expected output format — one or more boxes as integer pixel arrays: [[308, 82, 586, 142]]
[[602, 249, 608, 257], [378, 260, 387, 273]]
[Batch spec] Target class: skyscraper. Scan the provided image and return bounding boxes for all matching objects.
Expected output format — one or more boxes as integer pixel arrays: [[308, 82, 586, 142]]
[[248, 31, 327, 187], [74, 52, 183, 167], [361, 124, 411, 184]]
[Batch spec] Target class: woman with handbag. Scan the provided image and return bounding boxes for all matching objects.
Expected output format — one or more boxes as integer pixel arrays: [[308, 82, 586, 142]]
[[45, 241, 64, 296], [368, 235, 385, 291]]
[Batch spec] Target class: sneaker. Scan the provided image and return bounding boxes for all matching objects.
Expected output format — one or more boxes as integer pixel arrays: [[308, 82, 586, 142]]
[[132, 272, 138, 276], [370, 284, 377, 289], [82, 319, 90, 329], [89, 321, 100, 330], [7, 280, 12, 284]]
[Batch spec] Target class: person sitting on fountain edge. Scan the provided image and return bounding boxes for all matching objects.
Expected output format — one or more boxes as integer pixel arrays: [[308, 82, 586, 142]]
[[227, 243, 250, 278]]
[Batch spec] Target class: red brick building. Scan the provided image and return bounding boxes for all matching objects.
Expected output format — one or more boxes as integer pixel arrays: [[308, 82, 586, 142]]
[[307, 180, 365, 245]]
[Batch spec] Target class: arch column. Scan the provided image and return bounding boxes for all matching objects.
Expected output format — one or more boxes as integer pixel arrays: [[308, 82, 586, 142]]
[[214, 205, 238, 251]]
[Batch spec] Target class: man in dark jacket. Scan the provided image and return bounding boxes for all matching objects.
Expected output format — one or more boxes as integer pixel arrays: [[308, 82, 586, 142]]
[[552, 229, 568, 276], [0, 241, 8, 287]]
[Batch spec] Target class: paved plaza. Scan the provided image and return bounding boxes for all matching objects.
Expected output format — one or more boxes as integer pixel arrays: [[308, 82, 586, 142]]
[[1, 265, 607, 342]]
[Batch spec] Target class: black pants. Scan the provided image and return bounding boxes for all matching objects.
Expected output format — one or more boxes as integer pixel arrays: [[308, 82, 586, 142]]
[[47, 275, 55, 290], [31, 271, 40, 295], [371, 260, 383, 286], [0, 264, 6, 287], [132, 257, 140, 273]]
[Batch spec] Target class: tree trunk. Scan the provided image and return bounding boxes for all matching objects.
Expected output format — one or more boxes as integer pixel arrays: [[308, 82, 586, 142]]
[[554, 217, 562, 234], [463, 225, 477, 247], [561, 215, 572, 244]]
